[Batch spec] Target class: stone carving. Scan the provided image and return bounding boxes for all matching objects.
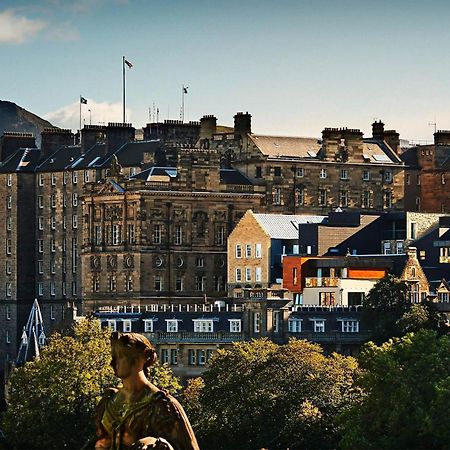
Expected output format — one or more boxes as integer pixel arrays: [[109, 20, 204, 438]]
[[93, 332, 199, 450], [107, 255, 117, 270], [105, 205, 122, 221], [107, 154, 123, 178]]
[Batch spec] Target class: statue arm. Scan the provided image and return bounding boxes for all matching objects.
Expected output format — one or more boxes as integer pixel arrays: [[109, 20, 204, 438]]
[[94, 388, 117, 449]]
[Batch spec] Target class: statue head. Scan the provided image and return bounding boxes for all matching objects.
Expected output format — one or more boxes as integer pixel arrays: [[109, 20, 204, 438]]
[[110, 332, 157, 377]]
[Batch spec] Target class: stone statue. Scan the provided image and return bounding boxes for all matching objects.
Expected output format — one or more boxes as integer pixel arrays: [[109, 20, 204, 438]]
[[93, 332, 199, 450]]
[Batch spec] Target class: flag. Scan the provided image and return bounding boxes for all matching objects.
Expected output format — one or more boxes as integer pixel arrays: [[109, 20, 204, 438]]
[[80, 96, 87, 104], [183, 86, 188, 94], [124, 59, 133, 69]]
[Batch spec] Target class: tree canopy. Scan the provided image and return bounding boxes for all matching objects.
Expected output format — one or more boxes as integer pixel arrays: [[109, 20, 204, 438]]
[[2, 318, 181, 450], [183, 338, 360, 450], [362, 274, 444, 343], [340, 330, 450, 449]]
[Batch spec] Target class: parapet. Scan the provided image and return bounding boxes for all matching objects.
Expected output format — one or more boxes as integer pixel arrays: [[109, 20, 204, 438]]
[[3, 131, 34, 137]]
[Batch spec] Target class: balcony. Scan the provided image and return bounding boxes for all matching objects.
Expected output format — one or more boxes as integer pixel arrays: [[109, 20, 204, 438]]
[[145, 331, 245, 344], [304, 277, 339, 288], [287, 331, 370, 343]]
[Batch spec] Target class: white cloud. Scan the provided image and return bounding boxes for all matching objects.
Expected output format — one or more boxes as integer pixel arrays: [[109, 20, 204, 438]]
[[44, 99, 132, 131], [0, 9, 47, 44]]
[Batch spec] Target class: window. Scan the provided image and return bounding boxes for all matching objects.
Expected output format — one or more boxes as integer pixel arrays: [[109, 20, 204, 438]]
[[406, 173, 410, 185], [362, 191, 371, 208], [72, 171, 77, 184], [396, 241, 404, 254], [255, 243, 262, 258], [295, 186, 304, 206], [126, 276, 133, 292], [109, 275, 117, 292], [384, 170, 393, 182], [6, 282, 11, 297], [63, 194, 67, 208], [197, 350, 206, 365], [188, 349, 196, 365], [214, 275, 224, 292], [288, 318, 302, 332], [93, 276, 100, 292], [296, 167, 304, 177], [144, 319, 154, 332], [215, 225, 225, 245], [438, 292, 450, 303], [273, 187, 282, 205], [339, 190, 348, 207], [340, 169, 348, 180], [417, 174, 421, 185], [72, 193, 78, 206], [170, 349, 178, 365], [63, 172, 67, 185], [410, 222, 417, 240], [6, 305, 11, 320], [127, 224, 135, 244], [318, 189, 327, 206], [442, 174, 446, 185], [383, 242, 392, 255], [235, 268, 242, 282], [274, 166, 282, 177], [38, 282, 43, 296], [293, 267, 298, 285], [363, 170, 370, 181], [229, 319, 241, 333], [51, 173, 56, 186], [312, 319, 325, 333], [255, 267, 262, 282], [50, 259, 56, 274], [319, 292, 336, 306], [175, 276, 184, 291], [51, 193, 56, 208], [50, 281, 55, 296], [348, 292, 364, 306], [153, 224, 161, 244], [95, 226, 102, 245], [384, 190, 392, 208], [439, 247, 450, 263], [245, 267, 251, 282], [160, 349, 169, 364], [154, 275, 162, 291], [107, 320, 117, 332], [195, 275, 205, 291], [6, 260, 11, 275], [236, 244, 242, 258], [38, 174, 44, 186], [6, 216, 12, 231], [196, 256, 204, 268], [6, 174, 12, 187], [50, 239, 56, 253], [112, 224, 121, 245], [62, 282, 67, 296], [246, 244, 252, 258], [166, 320, 178, 333], [340, 320, 359, 333], [6, 330, 10, 344], [84, 170, 90, 183], [7, 196, 12, 210], [273, 311, 280, 333], [175, 225, 183, 245], [253, 312, 261, 333], [38, 239, 44, 253], [72, 214, 78, 229], [38, 260, 43, 274], [255, 166, 262, 178], [320, 168, 327, 179], [123, 320, 131, 332], [194, 320, 213, 332], [6, 239, 12, 255]]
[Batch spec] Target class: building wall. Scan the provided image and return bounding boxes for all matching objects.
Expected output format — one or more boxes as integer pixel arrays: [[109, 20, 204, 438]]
[[227, 210, 271, 296]]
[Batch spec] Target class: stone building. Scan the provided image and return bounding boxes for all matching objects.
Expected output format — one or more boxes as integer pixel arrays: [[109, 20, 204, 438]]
[[401, 130, 450, 213], [206, 115, 406, 214]]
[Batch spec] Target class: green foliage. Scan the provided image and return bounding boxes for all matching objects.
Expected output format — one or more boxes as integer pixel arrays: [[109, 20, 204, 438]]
[[340, 330, 450, 449], [183, 338, 361, 450], [2, 318, 181, 449], [362, 275, 444, 343]]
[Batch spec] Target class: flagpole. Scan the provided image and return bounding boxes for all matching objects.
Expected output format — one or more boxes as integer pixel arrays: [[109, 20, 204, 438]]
[[122, 56, 126, 124], [79, 95, 82, 134], [181, 85, 184, 122]]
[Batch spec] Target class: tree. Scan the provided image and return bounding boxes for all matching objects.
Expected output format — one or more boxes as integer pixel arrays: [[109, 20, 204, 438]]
[[183, 338, 361, 450], [340, 330, 450, 449], [362, 275, 444, 344], [2, 318, 181, 450]]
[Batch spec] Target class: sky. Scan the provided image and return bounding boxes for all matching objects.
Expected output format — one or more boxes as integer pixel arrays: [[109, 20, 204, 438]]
[[1, 0, 450, 142]]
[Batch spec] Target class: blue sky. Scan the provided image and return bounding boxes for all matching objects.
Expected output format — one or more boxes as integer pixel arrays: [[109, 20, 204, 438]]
[[1, 0, 450, 142]]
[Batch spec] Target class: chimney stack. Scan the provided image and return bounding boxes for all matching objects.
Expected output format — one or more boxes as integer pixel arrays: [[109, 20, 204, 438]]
[[384, 130, 400, 155], [372, 120, 385, 141], [81, 125, 107, 154], [234, 112, 252, 141], [41, 128, 73, 159], [0, 132, 36, 162], [434, 130, 450, 146], [199, 115, 217, 140], [106, 122, 135, 155]]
